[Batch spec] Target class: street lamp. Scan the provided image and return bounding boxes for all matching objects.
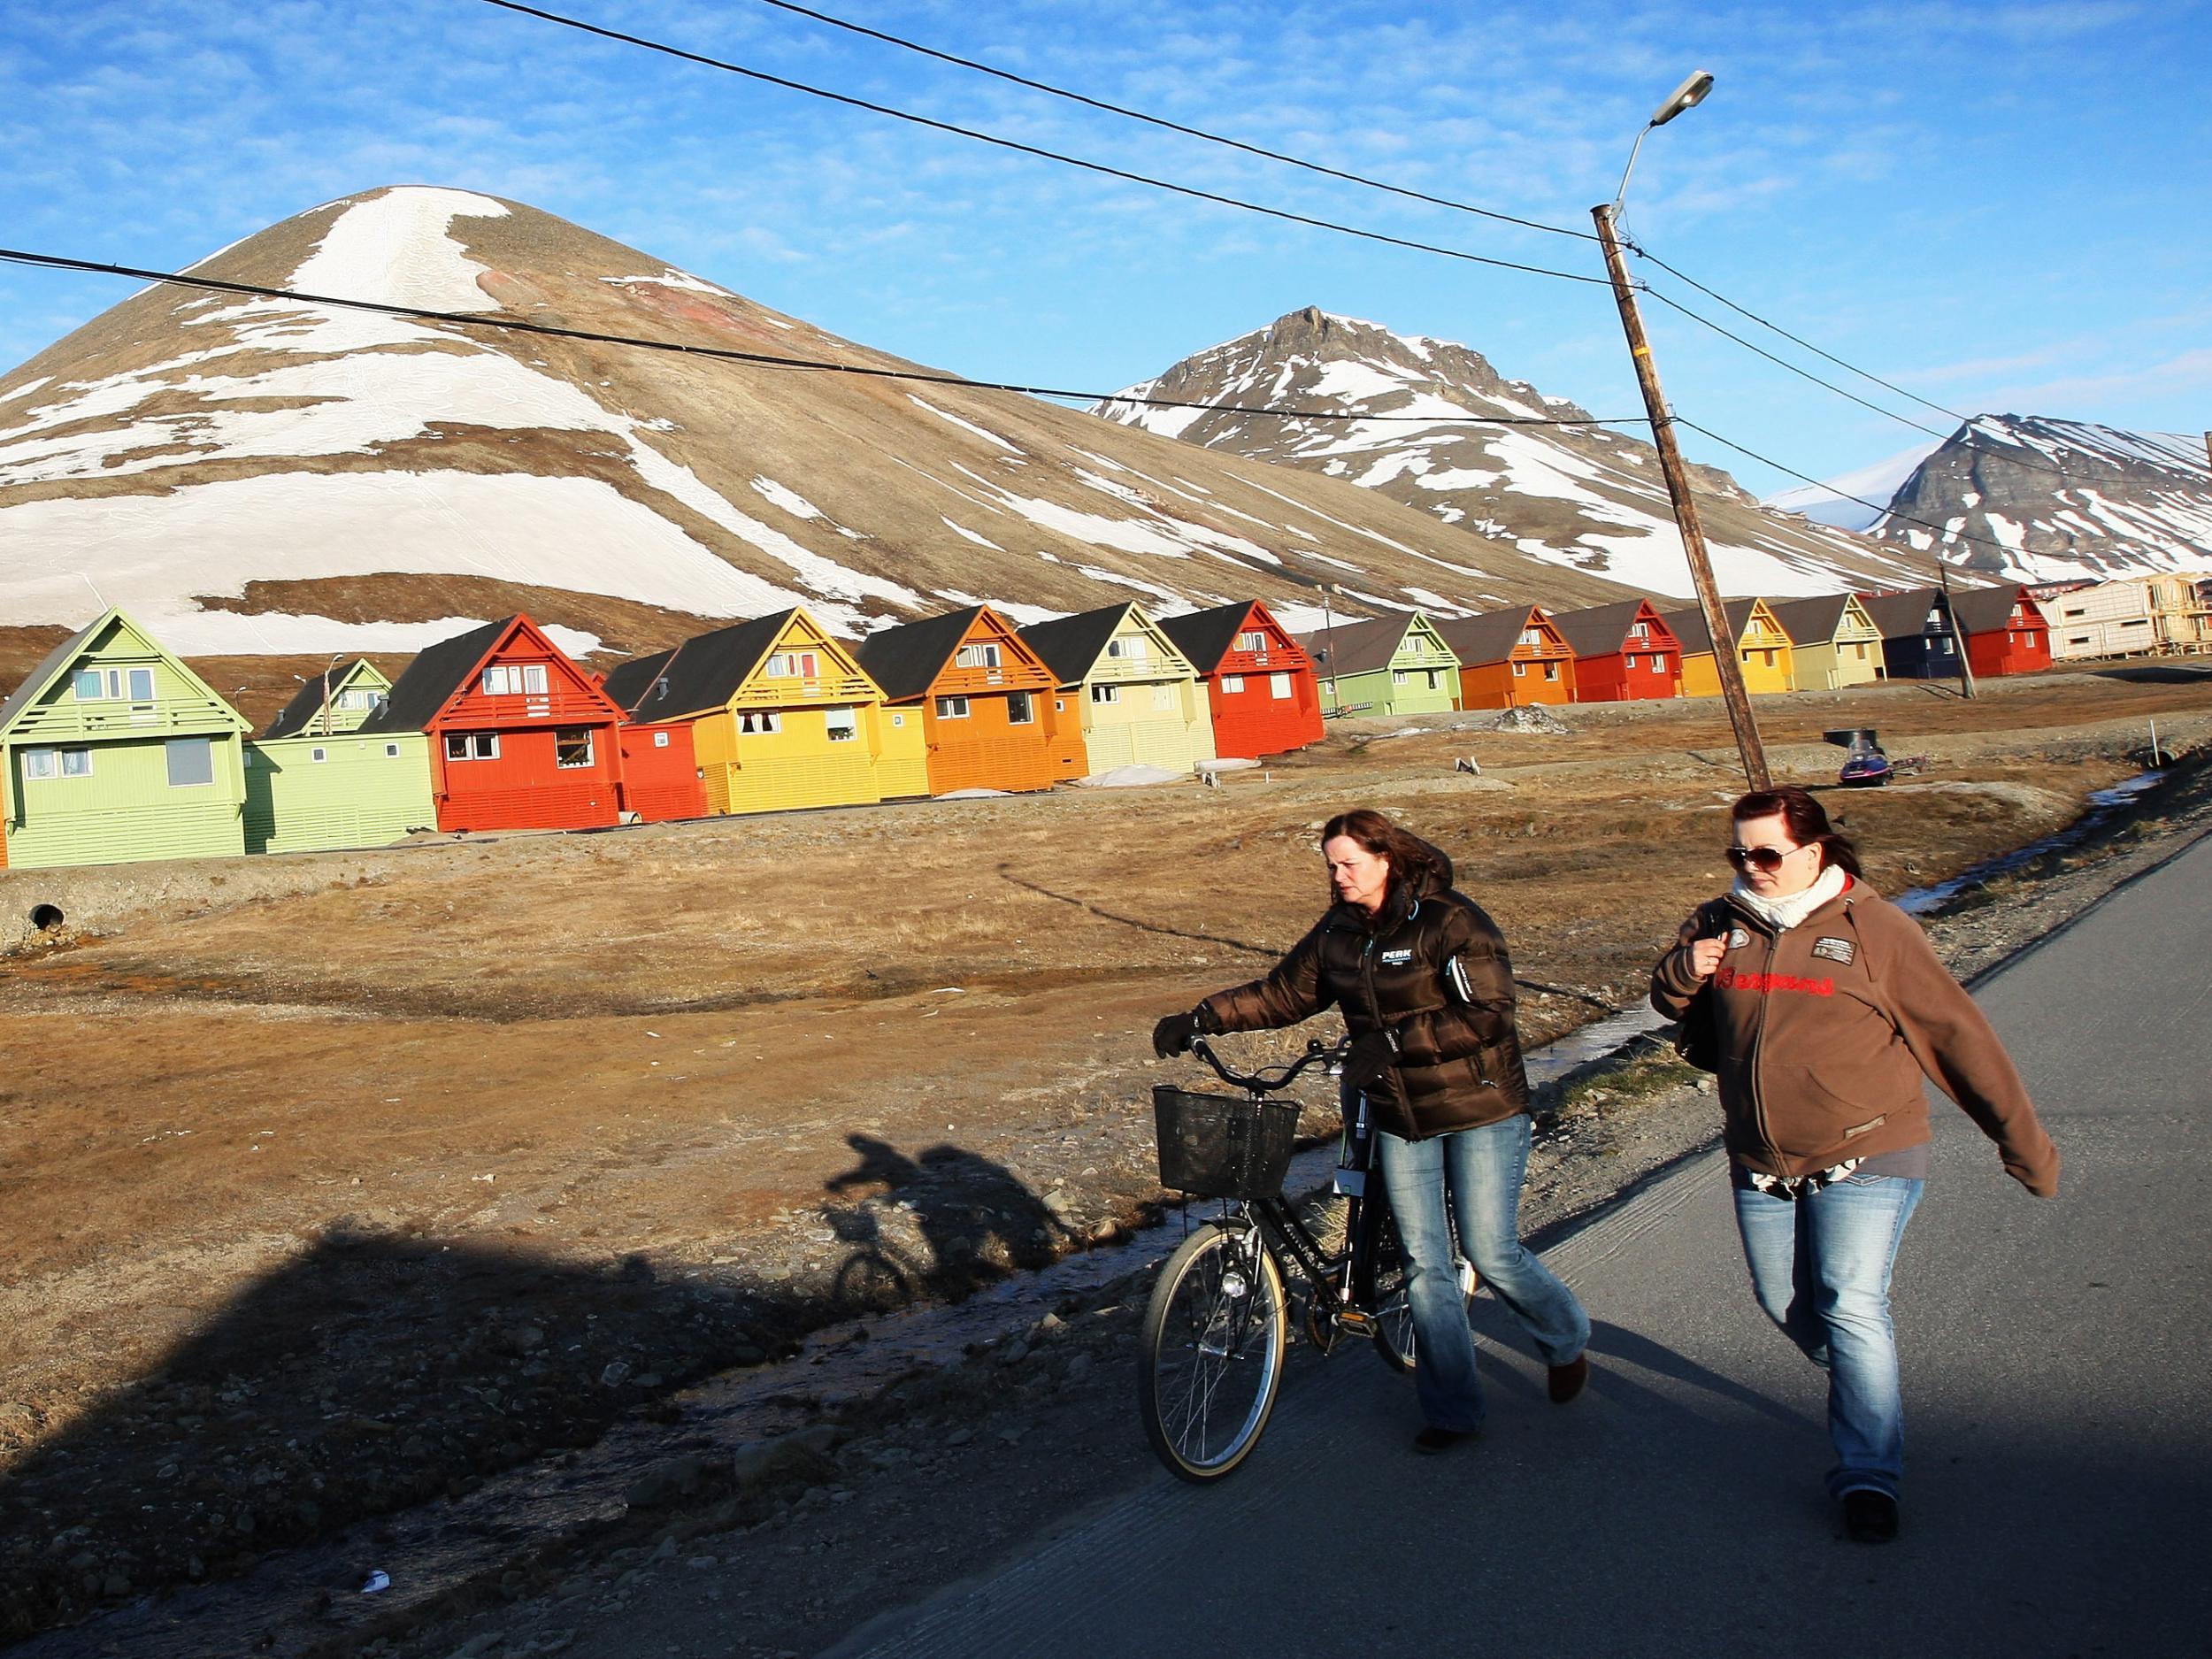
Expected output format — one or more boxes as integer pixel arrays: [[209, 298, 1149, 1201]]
[[1591, 69, 1771, 789]]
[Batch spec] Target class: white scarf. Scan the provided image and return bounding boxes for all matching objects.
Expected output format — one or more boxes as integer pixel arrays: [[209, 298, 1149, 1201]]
[[1731, 862, 1847, 933]]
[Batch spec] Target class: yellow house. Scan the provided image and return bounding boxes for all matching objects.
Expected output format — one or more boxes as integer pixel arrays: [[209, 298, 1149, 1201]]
[[602, 608, 927, 815], [1766, 594, 1886, 691], [1661, 599, 1797, 696], [1018, 603, 1217, 777]]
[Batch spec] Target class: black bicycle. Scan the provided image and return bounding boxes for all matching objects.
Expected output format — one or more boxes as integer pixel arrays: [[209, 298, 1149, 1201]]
[[1138, 1035, 1471, 1483]]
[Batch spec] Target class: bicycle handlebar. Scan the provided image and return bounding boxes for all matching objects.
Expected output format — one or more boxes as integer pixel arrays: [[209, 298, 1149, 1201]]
[[1187, 1034, 1348, 1095]]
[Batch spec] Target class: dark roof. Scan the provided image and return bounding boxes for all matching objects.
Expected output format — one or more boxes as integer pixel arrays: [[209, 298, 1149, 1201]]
[[1432, 609, 1547, 668], [1856, 588, 1947, 641], [1548, 599, 1673, 657], [600, 611, 798, 717], [855, 607, 985, 703], [1657, 599, 1762, 655], [1156, 601, 1257, 674], [0, 616, 101, 735], [1018, 604, 1132, 687], [1763, 594, 1858, 644], [1297, 612, 1419, 678], [264, 660, 378, 739], [1947, 585, 2039, 635], [358, 617, 512, 735]]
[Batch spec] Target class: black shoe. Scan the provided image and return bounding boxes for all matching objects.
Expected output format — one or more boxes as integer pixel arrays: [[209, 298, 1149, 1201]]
[[1412, 1425, 1479, 1455], [1548, 1354, 1590, 1404], [1842, 1489, 1899, 1544]]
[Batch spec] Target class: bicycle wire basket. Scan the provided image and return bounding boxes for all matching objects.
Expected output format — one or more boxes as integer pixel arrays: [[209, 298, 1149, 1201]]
[[1152, 1087, 1302, 1201]]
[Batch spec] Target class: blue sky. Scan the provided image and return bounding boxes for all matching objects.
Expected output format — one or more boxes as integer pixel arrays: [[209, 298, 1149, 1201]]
[[3, 0, 2207, 497]]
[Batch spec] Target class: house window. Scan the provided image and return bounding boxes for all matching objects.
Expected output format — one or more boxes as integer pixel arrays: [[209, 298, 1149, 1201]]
[[954, 642, 1002, 669], [2062, 607, 2086, 618], [446, 732, 500, 761], [311, 747, 328, 764], [1153, 683, 1175, 710], [481, 664, 549, 695], [1511, 662, 1527, 677], [1405, 636, 1426, 655], [128, 668, 155, 701], [1237, 630, 1266, 652], [1221, 674, 1246, 693], [738, 710, 783, 734], [652, 730, 672, 748], [22, 747, 57, 780], [825, 707, 858, 742], [1394, 670, 1409, 686], [1628, 622, 1647, 640], [890, 712, 906, 726], [556, 728, 595, 768], [764, 650, 819, 679], [61, 748, 93, 777], [1270, 672, 1293, 700], [166, 737, 214, 787], [1625, 654, 1640, 668], [335, 687, 378, 710], [1761, 650, 1777, 668], [384, 743, 401, 758], [1520, 628, 1541, 646], [935, 695, 970, 719], [1106, 637, 1147, 660], [73, 669, 105, 701], [1543, 662, 1560, 681], [1090, 683, 1121, 703], [1006, 691, 1036, 725]]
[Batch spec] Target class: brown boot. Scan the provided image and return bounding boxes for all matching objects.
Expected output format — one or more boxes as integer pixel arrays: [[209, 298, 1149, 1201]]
[[1547, 1353, 1590, 1404]]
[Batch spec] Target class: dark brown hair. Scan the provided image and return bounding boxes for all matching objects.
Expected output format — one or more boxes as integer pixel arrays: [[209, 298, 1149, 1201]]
[[1319, 808, 1449, 906], [1732, 785, 1862, 876]]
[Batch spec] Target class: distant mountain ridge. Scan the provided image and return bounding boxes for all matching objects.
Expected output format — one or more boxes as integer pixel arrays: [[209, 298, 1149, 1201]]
[[0, 187, 1643, 668], [1093, 308, 1932, 600], [1862, 415, 2212, 581]]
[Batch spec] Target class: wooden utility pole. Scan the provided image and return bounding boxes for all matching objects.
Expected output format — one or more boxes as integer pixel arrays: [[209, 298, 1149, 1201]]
[[1932, 559, 1978, 700], [1591, 203, 1770, 788]]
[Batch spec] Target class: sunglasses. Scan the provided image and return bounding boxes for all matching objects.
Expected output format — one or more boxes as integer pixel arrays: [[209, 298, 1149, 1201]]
[[1726, 843, 1804, 872]]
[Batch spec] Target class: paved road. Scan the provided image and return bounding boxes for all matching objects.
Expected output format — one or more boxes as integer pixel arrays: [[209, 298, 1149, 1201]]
[[828, 832, 2212, 1659]]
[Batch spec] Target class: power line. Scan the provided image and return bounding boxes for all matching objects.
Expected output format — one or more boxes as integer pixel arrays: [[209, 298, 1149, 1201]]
[[473, 0, 1610, 287], [0, 246, 1646, 427], [1673, 414, 2038, 566], [733, 0, 1596, 243]]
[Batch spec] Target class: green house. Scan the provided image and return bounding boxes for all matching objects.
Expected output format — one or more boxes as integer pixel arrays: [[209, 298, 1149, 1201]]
[[1297, 611, 1463, 718], [1018, 603, 1218, 777], [243, 661, 436, 856], [0, 610, 250, 870]]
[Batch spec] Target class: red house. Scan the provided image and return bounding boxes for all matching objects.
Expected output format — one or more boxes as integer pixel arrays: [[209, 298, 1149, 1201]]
[[364, 614, 631, 833], [1549, 599, 1682, 703], [1950, 585, 2053, 678], [1156, 601, 1325, 759], [613, 718, 707, 823]]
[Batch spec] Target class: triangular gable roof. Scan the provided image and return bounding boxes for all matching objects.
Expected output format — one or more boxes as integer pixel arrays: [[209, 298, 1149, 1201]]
[[1856, 588, 1949, 642], [1297, 611, 1432, 679], [1018, 604, 1134, 687], [264, 659, 390, 739], [1432, 607, 1562, 669], [1548, 598, 1678, 657], [1947, 585, 2042, 635], [1763, 594, 1866, 647], [603, 611, 794, 718], [0, 609, 249, 738], [856, 607, 1054, 702], [361, 615, 619, 733]]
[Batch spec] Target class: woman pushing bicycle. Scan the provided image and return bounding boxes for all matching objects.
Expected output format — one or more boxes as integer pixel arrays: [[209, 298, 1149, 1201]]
[[1153, 807, 1590, 1453]]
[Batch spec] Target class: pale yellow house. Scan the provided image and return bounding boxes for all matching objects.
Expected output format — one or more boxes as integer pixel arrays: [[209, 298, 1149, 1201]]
[[1766, 594, 1886, 690], [1019, 603, 1217, 776]]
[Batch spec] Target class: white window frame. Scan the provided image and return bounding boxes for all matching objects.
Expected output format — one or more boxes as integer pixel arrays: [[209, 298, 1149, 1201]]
[[1625, 653, 1640, 669], [555, 727, 596, 769], [61, 747, 93, 778], [1090, 683, 1120, 704], [127, 667, 155, 702], [652, 729, 672, 748], [1269, 672, 1293, 700], [1542, 662, 1560, 681], [22, 747, 57, 780], [1394, 670, 1409, 686], [954, 642, 1002, 670], [1511, 662, 1527, 678], [481, 664, 550, 696], [384, 743, 402, 758], [1106, 636, 1147, 660], [824, 706, 859, 742], [446, 732, 500, 762], [935, 695, 971, 719], [764, 650, 820, 680], [311, 746, 329, 763], [165, 736, 214, 788], [1221, 674, 1246, 694], [1006, 690, 1036, 725], [1237, 630, 1266, 653], [738, 710, 783, 735]]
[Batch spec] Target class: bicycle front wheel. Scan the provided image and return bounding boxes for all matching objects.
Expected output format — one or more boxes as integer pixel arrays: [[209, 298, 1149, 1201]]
[[1138, 1222, 1287, 1482]]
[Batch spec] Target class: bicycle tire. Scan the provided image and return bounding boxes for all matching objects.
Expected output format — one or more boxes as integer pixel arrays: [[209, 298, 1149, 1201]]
[[1369, 1207, 1476, 1375], [1137, 1222, 1287, 1483]]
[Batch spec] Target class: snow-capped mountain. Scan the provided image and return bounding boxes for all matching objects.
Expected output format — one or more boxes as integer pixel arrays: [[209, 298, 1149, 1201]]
[[0, 188, 1642, 681], [1864, 416, 2212, 581], [1092, 308, 1932, 600]]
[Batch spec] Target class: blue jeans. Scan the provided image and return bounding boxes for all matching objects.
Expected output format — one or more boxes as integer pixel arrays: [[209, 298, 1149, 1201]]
[[1376, 1115, 1590, 1433], [1732, 1168, 1924, 1500]]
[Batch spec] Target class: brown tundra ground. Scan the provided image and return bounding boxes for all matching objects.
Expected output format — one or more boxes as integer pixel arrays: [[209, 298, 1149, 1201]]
[[2, 660, 2208, 1645]]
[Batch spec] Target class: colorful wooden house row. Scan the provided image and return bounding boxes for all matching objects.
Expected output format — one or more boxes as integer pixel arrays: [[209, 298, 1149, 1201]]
[[1018, 604, 1217, 777], [1855, 586, 2052, 680], [1299, 612, 1462, 718], [1155, 601, 1325, 758]]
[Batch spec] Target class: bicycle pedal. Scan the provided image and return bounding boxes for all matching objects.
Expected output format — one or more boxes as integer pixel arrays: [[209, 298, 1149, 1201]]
[[1334, 1309, 1376, 1336]]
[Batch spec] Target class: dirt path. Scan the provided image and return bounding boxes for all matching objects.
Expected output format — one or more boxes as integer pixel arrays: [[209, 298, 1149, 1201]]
[[2, 667, 2208, 1649]]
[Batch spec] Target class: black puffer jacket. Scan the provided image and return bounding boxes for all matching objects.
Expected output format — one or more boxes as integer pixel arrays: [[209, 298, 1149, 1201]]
[[1198, 851, 1525, 1141]]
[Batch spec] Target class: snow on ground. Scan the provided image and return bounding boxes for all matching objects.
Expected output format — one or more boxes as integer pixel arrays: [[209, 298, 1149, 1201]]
[[601, 268, 730, 297], [907, 396, 1022, 454], [927, 591, 1061, 626], [749, 478, 824, 519], [290, 188, 508, 313], [940, 518, 1002, 550]]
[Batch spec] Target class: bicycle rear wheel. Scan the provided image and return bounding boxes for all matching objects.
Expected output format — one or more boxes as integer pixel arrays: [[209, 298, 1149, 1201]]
[[1138, 1222, 1287, 1482], [1368, 1204, 1477, 1375]]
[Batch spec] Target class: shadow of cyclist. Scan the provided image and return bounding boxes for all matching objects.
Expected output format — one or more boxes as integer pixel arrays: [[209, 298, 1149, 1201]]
[[824, 1133, 1076, 1303]]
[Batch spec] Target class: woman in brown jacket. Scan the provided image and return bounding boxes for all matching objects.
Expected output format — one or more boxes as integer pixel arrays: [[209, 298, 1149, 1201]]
[[1154, 808, 1589, 1453], [1652, 786, 2060, 1544]]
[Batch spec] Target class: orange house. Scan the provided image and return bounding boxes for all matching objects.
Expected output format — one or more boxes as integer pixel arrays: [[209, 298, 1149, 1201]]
[[856, 607, 1068, 795], [1434, 608, 1577, 709]]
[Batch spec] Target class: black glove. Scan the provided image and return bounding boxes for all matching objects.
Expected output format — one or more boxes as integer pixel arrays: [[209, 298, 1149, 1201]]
[[1341, 1026, 1402, 1092], [1152, 1011, 1200, 1058]]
